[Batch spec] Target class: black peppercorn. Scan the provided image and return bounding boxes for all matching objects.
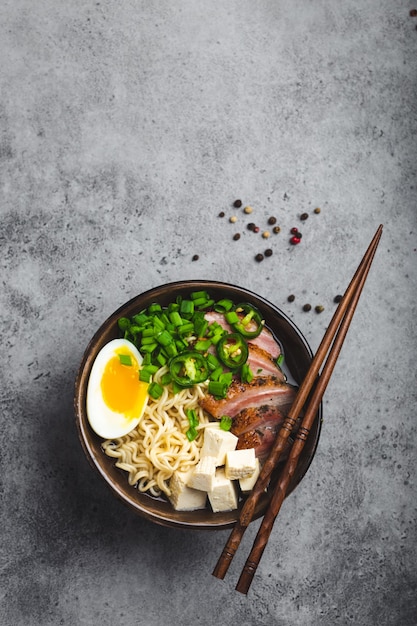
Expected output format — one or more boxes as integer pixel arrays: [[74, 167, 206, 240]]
[[192, 254, 199, 261], [287, 294, 295, 302], [268, 216, 277, 225], [264, 248, 273, 257], [218, 211, 225, 217], [233, 233, 241, 241], [273, 226, 281, 234], [255, 253, 264, 262], [300, 212, 309, 221], [334, 294, 343, 303], [247, 222, 256, 231], [233, 199, 242, 208], [303, 303, 312, 312]]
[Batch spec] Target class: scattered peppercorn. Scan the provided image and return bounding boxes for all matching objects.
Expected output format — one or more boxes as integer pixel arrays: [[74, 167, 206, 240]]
[[262, 231, 270, 239], [290, 227, 299, 234], [233, 199, 242, 208], [218, 211, 225, 217], [300, 212, 309, 221], [247, 222, 256, 231], [192, 254, 199, 261], [255, 253, 264, 262], [229, 216, 237, 223], [314, 207, 321, 214], [410, 8, 417, 16], [268, 216, 277, 225], [233, 233, 241, 241], [264, 248, 273, 257], [273, 226, 281, 234], [334, 294, 343, 303], [287, 294, 295, 302], [253, 226, 260, 233], [315, 305, 324, 314], [303, 303, 312, 312], [244, 205, 253, 214], [290, 236, 301, 245]]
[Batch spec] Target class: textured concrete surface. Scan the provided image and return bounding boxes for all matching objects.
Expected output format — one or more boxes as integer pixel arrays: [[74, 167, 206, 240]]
[[1, 1, 416, 625]]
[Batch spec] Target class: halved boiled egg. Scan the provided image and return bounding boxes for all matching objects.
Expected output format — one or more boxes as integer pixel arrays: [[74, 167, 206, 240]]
[[86, 338, 149, 439]]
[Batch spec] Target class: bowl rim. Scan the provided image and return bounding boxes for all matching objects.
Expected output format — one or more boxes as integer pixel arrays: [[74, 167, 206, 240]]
[[74, 280, 322, 530]]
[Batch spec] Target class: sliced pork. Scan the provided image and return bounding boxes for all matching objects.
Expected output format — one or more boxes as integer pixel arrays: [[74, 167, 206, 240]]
[[204, 311, 281, 360], [232, 405, 298, 460], [200, 375, 296, 419], [247, 343, 285, 379]]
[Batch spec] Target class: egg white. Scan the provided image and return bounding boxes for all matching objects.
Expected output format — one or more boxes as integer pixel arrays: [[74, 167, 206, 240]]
[[86, 338, 148, 439]]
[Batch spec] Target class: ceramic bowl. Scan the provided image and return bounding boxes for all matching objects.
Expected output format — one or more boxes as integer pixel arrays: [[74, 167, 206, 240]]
[[74, 280, 322, 530]]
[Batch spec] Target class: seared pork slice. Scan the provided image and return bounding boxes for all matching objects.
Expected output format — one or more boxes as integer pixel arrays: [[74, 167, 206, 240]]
[[231, 405, 286, 436], [247, 343, 285, 379], [232, 405, 295, 460], [204, 311, 281, 360], [236, 427, 292, 461], [200, 376, 296, 419]]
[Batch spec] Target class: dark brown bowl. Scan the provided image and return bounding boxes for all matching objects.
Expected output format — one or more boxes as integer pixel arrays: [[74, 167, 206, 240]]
[[74, 280, 322, 530]]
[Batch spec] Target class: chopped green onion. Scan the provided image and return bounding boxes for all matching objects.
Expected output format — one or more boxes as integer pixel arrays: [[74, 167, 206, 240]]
[[160, 372, 172, 385], [224, 311, 240, 325], [180, 300, 194, 316], [206, 353, 221, 370], [208, 380, 228, 398], [219, 415, 233, 431], [148, 303, 162, 314], [214, 299, 234, 313], [139, 368, 152, 383], [190, 290, 209, 301], [186, 408, 199, 441], [186, 427, 198, 442], [169, 311, 183, 327], [118, 317, 131, 332], [118, 354, 132, 366], [148, 382, 164, 399], [156, 330, 173, 347], [194, 339, 212, 352], [241, 363, 254, 383], [141, 335, 157, 345], [277, 353, 284, 367], [177, 322, 194, 336], [132, 312, 148, 325]]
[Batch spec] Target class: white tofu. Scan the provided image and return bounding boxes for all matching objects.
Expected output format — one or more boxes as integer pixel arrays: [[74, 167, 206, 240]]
[[208, 468, 238, 513], [188, 455, 217, 492], [225, 448, 257, 480], [239, 457, 261, 493], [168, 469, 207, 511], [201, 424, 238, 466]]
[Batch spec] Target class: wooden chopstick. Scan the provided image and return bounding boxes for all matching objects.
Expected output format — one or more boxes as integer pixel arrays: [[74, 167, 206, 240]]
[[212, 225, 383, 587], [235, 224, 383, 593]]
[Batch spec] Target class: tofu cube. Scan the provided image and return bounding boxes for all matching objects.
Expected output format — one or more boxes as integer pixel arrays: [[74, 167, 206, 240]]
[[239, 457, 261, 494], [201, 424, 238, 466], [188, 455, 217, 492], [225, 448, 257, 480], [168, 469, 207, 511], [208, 468, 238, 513]]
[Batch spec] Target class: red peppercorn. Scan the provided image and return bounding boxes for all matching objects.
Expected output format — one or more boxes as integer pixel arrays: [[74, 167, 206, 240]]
[[290, 227, 299, 234], [290, 236, 301, 245], [253, 226, 260, 233]]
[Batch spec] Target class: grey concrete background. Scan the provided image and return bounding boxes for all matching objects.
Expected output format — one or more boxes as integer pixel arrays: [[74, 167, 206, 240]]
[[1, 1, 416, 625]]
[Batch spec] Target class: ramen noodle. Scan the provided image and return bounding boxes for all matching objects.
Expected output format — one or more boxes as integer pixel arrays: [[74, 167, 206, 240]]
[[102, 366, 210, 497]]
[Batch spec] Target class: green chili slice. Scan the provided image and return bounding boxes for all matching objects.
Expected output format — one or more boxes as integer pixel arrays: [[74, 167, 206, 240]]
[[231, 303, 264, 339], [169, 351, 210, 387], [216, 333, 249, 369]]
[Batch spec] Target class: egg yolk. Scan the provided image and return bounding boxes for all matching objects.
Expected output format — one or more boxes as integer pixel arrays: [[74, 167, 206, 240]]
[[100, 350, 148, 418]]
